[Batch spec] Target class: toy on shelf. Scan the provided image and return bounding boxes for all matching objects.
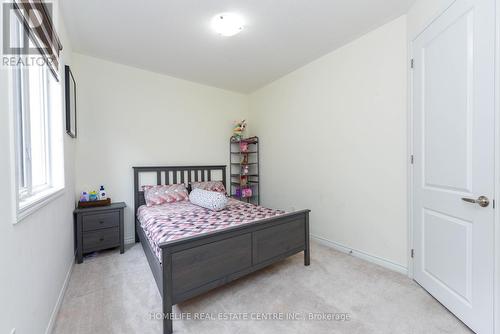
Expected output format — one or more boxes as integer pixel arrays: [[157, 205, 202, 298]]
[[235, 187, 252, 198], [239, 141, 248, 152], [241, 188, 252, 198], [240, 154, 249, 165], [240, 176, 248, 186], [241, 164, 249, 175], [231, 120, 247, 141]]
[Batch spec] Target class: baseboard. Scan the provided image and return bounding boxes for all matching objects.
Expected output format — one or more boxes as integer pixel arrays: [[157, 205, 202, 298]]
[[45, 255, 75, 334], [311, 234, 408, 275], [125, 235, 136, 245]]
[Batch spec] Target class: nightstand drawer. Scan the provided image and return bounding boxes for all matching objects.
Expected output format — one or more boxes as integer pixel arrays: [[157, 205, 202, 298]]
[[82, 211, 119, 231], [83, 227, 120, 252]]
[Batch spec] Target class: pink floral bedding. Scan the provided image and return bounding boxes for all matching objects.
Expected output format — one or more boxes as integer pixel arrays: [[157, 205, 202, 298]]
[[137, 198, 286, 261]]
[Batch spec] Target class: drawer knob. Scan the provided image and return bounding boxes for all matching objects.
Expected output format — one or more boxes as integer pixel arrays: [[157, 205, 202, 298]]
[[99, 238, 104, 241], [99, 221, 104, 224]]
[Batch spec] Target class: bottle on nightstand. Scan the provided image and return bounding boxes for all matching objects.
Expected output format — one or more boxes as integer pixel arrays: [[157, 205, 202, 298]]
[[99, 185, 107, 200]]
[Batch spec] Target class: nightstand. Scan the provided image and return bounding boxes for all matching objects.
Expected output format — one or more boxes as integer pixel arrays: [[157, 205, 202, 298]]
[[74, 202, 126, 263]]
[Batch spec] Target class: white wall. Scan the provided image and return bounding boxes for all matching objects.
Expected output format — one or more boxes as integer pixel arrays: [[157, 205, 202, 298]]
[[248, 16, 408, 268], [0, 1, 76, 333], [72, 54, 248, 243]]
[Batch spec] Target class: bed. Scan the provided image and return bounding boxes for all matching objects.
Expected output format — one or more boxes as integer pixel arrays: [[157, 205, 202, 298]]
[[133, 165, 310, 334]]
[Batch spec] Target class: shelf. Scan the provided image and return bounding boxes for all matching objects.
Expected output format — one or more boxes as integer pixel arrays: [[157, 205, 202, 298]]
[[230, 137, 259, 144], [231, 195, 258, 199], [230, 141, 258, 145], [230, 151, 258, 154], [231, 181, 259, 185], [230, 162, 258, 165], [230, 136, 259, 205]]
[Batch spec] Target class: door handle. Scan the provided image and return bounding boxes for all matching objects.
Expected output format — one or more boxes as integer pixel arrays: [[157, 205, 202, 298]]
[[461, 196, 490, 208]]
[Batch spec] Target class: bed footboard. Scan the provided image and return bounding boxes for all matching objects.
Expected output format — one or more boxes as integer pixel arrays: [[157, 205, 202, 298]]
[[159, 210, 310, 334]]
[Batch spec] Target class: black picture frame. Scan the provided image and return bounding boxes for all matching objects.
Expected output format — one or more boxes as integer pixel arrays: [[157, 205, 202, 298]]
[[65, 65, 77, 138]]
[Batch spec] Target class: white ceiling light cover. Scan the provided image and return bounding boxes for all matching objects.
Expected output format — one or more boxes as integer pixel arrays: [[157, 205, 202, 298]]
[[211, 12, 245, 36]]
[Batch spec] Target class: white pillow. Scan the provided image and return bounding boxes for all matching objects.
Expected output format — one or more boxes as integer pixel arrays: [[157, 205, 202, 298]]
[[189, 188, 228, 211]]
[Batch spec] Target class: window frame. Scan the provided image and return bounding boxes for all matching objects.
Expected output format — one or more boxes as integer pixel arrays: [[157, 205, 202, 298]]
[[10, 12, 65, 222]]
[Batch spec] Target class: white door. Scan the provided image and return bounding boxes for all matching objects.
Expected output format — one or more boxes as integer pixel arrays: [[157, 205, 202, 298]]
[[412, 0, 496, 332]]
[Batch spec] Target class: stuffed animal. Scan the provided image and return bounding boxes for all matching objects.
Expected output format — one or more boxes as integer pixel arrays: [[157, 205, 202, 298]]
[[240, 176, 248, 186], [241, 165, 249, 175], [241, 164, 249, 175], [239, 141, 248, 152], [232, 120, 247, 141], [242, 188, 252, 198]]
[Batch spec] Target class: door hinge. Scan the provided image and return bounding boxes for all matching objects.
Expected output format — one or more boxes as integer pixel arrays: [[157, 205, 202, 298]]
[[26, 147, 32, 161], [493, 199, 496, 209], [411, 249, 415, 258], [410, 155, 414, 164], [410, 58, 414, 69]]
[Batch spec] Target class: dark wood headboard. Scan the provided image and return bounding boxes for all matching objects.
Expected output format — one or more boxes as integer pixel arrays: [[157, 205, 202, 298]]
[[133, 165, 227, 216]]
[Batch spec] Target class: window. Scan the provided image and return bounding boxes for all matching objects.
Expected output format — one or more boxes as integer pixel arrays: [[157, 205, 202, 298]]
[[10, 12, 65, 220], [15, 49, 52, 198]]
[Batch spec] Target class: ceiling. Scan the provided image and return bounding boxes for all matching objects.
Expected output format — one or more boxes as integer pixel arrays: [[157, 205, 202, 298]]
[[60, 0, 412, 93]]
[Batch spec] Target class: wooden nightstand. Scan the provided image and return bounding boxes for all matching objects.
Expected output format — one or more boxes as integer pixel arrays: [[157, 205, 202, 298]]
[[74, 202, 126, 263]]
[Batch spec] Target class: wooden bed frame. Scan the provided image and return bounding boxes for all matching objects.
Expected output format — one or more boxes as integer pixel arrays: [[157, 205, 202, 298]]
[[133, 165, 310, 334]]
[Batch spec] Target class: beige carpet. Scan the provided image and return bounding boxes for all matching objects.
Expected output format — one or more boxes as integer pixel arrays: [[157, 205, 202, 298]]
[[53, 242, 472, 334]]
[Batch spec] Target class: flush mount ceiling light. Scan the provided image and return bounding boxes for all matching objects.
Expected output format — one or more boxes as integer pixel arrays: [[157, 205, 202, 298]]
[[211, 13, 245, 37]]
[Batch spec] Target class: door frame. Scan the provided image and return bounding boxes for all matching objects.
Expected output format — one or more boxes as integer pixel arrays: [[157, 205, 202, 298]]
[[494, 1, 500, 333], [406, 1, 500, 332]]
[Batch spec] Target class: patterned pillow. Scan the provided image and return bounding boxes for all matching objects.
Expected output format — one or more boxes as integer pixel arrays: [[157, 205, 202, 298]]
[[189, 188, 228, 211], [191, 181, 226, 194], [143, 184, 188, 207]]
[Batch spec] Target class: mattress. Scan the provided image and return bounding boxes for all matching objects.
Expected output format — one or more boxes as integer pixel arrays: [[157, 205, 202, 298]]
[[137, 198, 286, 261]]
